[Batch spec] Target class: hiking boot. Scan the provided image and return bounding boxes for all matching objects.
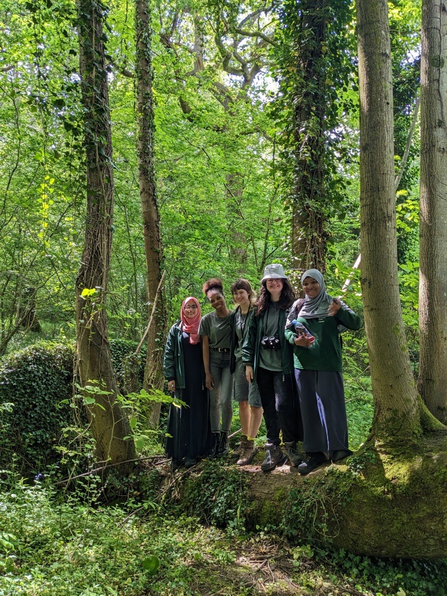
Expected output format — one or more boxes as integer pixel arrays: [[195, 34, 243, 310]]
[[261, 443, 287, 472], [283, 441, 303, 468], [217, 432, 229, 457], [209, 433, 220, 459], [236, 434, 248, 456], [297, 452, 329, 475], [237, 439, 259, 466]]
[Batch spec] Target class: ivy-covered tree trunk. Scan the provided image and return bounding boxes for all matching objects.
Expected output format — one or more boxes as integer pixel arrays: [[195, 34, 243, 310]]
[[76, 0, 135, 470], [276, 0, 351, 275], [418, 0, 447, 424], [290, 0, 328, 274], [135, 0, 166, 427]]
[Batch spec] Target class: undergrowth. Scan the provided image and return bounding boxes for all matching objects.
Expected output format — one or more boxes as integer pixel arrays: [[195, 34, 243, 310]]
[[0, 476, 446, 596]]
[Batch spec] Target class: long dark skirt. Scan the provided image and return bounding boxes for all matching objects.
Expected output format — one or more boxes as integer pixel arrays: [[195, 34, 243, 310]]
[[166, 335, 213, 462], [294, 369, 349, 457]]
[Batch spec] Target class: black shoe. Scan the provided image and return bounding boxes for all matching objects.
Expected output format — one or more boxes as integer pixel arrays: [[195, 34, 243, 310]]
[[283, 441, 303, 468], [297, 452, 329, 476], [185, 457, 197, 468], [331, 449, 353, 463], [209, 433, 220, 459], [171, 458, 183, 471], [261, 444, 287, 472], [217, 432, 229, 457]]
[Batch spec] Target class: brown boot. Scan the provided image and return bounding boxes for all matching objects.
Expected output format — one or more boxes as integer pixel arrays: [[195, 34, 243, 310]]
[[237, 438, 258, 466]]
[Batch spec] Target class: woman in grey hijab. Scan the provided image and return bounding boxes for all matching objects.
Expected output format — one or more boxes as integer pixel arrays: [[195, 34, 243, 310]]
[[285, 269, 361, 475]]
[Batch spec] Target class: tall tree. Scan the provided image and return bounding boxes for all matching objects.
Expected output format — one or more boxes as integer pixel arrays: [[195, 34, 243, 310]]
[[418, 0, 447, 423], [76, 0, 135, 470], [274, 0, 353, 275], [357, 0, 421, 443], [135, 0, 166, 425]]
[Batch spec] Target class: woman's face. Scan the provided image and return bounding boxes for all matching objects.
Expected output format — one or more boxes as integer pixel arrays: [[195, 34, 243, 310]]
[[233, 288, 250, 306], [184, 300, 198, 319], [266, 278, 283, 299], [208, 290, 226, 311], [302, 277, 321, 298]]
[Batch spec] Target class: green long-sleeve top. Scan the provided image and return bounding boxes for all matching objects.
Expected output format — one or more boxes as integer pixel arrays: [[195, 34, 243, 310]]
[[285, 301, 361, 372]]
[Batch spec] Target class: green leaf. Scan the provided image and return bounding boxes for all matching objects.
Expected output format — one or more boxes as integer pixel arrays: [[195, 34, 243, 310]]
[[141, 555, 160, 575]]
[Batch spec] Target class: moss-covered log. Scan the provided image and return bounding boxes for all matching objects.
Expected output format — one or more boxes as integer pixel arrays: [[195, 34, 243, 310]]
[[244, 432, 447, 559], [169, 431, 447, 559]]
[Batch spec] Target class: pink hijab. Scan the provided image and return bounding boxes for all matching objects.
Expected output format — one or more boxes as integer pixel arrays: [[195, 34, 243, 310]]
[[181, 296, 201, 344]]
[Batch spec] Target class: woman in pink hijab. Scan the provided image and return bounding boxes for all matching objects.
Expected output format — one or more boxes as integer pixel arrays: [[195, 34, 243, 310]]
[[163, 297, 213, 469]]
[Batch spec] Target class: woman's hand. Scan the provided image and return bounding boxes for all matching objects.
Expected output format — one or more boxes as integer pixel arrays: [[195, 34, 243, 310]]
[[294, 334, 315, 348], [168, 380, 176, 392], [328, 298, 341, 316], [245, 365, 254, 383], [205, 372, 214, 390]]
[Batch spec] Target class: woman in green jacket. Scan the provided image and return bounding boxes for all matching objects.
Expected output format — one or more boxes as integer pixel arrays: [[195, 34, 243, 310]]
[[164, 296, 213, 469], [285, 269, 361, 475]]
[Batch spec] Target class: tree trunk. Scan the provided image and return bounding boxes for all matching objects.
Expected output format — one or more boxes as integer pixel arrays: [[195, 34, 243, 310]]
[[135, 0, 166, 427], [418, 0, 447, 424], [76, 0, 135, 471], [241, 438, 447, 558], [357, 0, 424, 445], [290, 0, 328, 275]]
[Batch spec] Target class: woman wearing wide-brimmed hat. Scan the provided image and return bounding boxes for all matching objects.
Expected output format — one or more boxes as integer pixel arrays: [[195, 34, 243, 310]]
[[242, 264, 302, 472]]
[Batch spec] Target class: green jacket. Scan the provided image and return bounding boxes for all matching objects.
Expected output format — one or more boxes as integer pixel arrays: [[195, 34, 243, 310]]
[[285, 300, 361, 372], [163, 321, 187, 389], [241, 306, 294, 383]]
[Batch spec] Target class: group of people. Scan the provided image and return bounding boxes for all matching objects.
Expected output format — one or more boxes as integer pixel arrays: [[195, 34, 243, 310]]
[[163, 263, 361, 474]]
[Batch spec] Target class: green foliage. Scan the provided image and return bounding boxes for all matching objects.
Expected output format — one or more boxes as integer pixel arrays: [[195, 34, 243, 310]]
[[109, 339, 146, 392], [316, 547, 447, 596], [1, 480, 446, 596], [182, 460, 248, 530], [281, 468, 354, 544], [0, 341, 75, 476]]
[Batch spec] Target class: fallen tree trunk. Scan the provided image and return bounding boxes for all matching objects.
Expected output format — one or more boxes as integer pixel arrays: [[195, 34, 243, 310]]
[[166, 430, 447, 559], [243, 431, 447, 558]]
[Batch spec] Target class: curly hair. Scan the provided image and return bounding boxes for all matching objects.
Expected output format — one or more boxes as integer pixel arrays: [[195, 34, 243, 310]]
[[230, 278, 257, 307], [202, 277, 224, 297], [255, 279, 295, 316]]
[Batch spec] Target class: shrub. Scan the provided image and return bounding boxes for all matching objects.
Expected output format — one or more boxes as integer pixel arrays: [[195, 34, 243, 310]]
[[0, 341, 75, 476]]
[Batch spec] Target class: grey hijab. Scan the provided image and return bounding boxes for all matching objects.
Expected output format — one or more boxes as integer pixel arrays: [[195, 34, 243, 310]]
[[298, 269, 333, 319]]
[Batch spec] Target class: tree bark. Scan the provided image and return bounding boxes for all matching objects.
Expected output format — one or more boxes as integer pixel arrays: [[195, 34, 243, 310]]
[[135, 0, 166, 427], [357, 0, 423, 444], [418, 0, 447, 424], [76, 0, 135, 471], [290, 0, 328, 274]]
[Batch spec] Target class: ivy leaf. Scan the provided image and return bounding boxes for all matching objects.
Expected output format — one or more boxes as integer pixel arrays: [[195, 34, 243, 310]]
[[141, 555, 160, 575]]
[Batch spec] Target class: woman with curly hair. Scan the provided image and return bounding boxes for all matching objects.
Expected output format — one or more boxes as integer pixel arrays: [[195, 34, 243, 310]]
[[242, 264, 302, 472], [199, 278, 233, 457]]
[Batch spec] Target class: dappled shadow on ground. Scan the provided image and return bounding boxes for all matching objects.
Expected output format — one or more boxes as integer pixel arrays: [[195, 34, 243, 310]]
[[175, 539, 370, 596]]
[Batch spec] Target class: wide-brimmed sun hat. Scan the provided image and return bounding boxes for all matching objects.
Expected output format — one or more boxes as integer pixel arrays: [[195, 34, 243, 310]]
[[261, 263, 288, 282]]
